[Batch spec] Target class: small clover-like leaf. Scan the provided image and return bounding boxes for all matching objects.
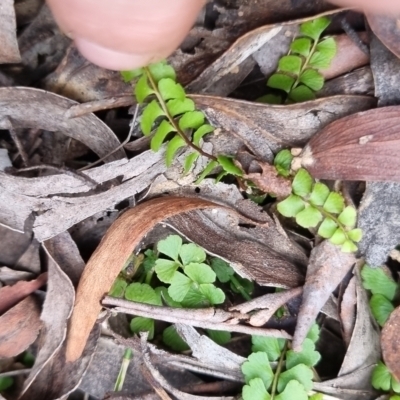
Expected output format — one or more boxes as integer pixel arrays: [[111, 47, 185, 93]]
[[130, 317, 154, 339], [289, 85, 315, 102], [195, 160, 218, 184], [168, 271, 192, 302], [158, 78, 185, 101], [290, 37, 312, 57], [135, 75, 154, 103], [348, 228, 362, 242], [157, 235, 182, 260], [183, 152, 199, 174], [109, 277, 127, 298], [300, 69, 324, 91], [251, 336, 285, 362], [155, 259, 180, 283], [323, 192, 345, 214], [181, 287, 209, 308], [185, 263, 216, 284], [300, 17, 331, 41], [370, 293, 395, 326], [274, 149, 293, 177], [206, 329, 231, 345], [148, 61, 176, 83], [338, 206, 357, 228], [292, 168, 313, 196], [167, 98, 195, 117], [392, 376, 400, 394], [163, 325, 190, 351], [241, 352, 274, 389], [277, 194, 305, 218], [372, 361, 392, 391], [125, 282, 161, 305], [317, 37, 337, 60], [179, 111, 205, 131], [309, 51, 332, 69], [277, 363, 313, 392], [341, 240, 358, 253], [151, 120, 176, 152], [141, 100, 165, 135], [309, 182, 330, 206], [180, 243, 206, 265], [242, 378, 271, 400], [330, 227, 346, 245], [278, 55, 303, 75], [193, 124, 214, 146], [275, 380, 308, 400], [199, 283, 225, 304], [296, 206, 323, 228], [217, 155, 243, 176], [317, 217, 337, 239], [158, 287, 182, 308], [211, 258, 234, 283], [267, 73, 295, 93], [361, 265, 397, 301], [166, 135, 186, 166], [258, 93, 283, 104], [306, 324, 320, 343], [286, 338, 321, 369], [121, 68, 143, 82]]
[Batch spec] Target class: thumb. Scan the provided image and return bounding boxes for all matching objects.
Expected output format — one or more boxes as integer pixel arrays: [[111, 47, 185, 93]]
[[46, 0, 205, 70]]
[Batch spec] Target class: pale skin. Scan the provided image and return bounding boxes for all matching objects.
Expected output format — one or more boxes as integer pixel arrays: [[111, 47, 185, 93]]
[[46, 0, 399, 71]]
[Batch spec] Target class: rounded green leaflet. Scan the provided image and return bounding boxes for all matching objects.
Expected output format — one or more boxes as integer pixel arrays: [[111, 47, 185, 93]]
[[158, 78, 186, 101], [125, 283, 161, 305], [155, 259, 180, 283], [121, 68, 143, 82], [309, 51, 331, 69], [277, 194, 305, 218], [278, 55, 303, 75], [316, 37, 337, 60], [130, 317, 154, 340], [151, 120, 176, 152], [193, 124, 214, 146], [217, 155, 243, 176], [185, 263, 216, 284], [329, 227, 346, 245], [179, 111, 205, 131], [290, 37, 312, 57], [109, 277, 127, 298], [295, 206, 323, 228], [274, 149, 293, 175], [309, 182, 330, 206], [242, 378, 271, 400], [206, 329, 231, 345], [300, 17, 331, 41], [292, 168, 313, 197], [300, 69, 324, 91], [338, 206, 357, 228], [199, 283, 225, 304], [275, 379, 308, 400], [140, 100, 165, 135], [341, 240, 358, 253], [372, 362, 391, 391], [147, 61, 176, 83], [163, 325, 189, 351], [242, 352, 274, 388], [370, 293, 395, 326], [166, 135, 186, 166], [267, 73, 295, 93], [348, 228, 362, 242], [361, 265, 397, 300], [179, 243, 206, 265], [323, 192, 345, 214], [157, 235, 182, 260], [317, 217, 337, 239], [277, 363, 314, 392], [135, 74, 155, 104], [167, 98, 195, 117], [289, 85, 315, 102], [168, 271, 192, 302]]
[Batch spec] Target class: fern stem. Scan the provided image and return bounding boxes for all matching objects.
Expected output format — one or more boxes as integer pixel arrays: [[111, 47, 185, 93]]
[[144, 67, 217, 162], [270, 340, 288, 399]]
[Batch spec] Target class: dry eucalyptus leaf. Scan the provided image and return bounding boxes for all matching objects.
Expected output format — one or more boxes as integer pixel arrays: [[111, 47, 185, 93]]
[[301, 106, 400, 182], [339, 276, 357, 348], [293, 241, 356, 351], [193, 94, 376, 161], [0, 295, 42, 358], [0, 226, 32, 266], [0, 267, 34, 285], [0, 0, 21, 63], [0, 272, 47, 315], [382, 306, 400, 380], [66, 197, 234, 363]]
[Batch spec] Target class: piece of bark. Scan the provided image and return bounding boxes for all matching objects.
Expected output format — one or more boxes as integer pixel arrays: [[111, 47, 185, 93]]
[[0, 0, 21, 63], [382, 306, 400, 380]]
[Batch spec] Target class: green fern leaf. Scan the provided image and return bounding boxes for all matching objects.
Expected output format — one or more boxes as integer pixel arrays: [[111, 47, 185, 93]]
[[147, 61, 176, 83], [183, 152, 199, 174], [193, 124, 214, 146], [217, 155, 243, 176], [267, 73, 295, 93], [300, 17, 331, 41], [158, 78, 186, 101], [299, 69, 324, 91], [167, 98, 195, 117], [179, 111, 205, 131], [165, 135, 186, 166], [290, 37, 312, 57], [140, 100, 165, 135], [278, 55, 303, 75], [135, 75, 154, 104], [151, 120, 176, 151], [195, 160, 218, 184]]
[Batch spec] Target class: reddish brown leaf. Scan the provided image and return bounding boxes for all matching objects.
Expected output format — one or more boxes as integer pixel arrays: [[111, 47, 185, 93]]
[[382, 305, 400, 380], [0, 272, 47, 315], [301, 106, 400, 182], [0, 295, 42, 358], [66, 197, 231, 362]]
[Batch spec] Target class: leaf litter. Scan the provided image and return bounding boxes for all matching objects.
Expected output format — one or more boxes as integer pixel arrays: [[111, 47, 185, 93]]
[[0, 1, 399, 399]]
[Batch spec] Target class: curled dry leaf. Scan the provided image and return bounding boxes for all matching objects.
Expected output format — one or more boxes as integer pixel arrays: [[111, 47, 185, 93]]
[[66, 197, 235, 362], [0, 295, 42, 358], [293, 241, 356, 351], [339, 276, 357, 348], [301, 106, 400, 182], [382, 306, 400, 380], [0, 272, 47, 315], [0, 0, 21, 63]]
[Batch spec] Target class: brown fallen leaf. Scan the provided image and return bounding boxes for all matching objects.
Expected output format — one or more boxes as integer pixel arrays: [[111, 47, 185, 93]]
[[293, 241, 355, 351], [0, 295, 42, 358], [382, 305, 400, 380], [301, 106, 400, 182], [0, 0, 21, 63], [0, 272, 47, 315], [339, 276, 357, 348], [66, 197, 234, 362]]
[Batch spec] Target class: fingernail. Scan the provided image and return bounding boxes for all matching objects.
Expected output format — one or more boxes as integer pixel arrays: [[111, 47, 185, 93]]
[[74, 37, 155, 71]]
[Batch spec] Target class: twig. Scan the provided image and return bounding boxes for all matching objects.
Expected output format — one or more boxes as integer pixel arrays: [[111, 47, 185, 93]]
[[0, 369, 31, 378], [9, 127, 29, 166]]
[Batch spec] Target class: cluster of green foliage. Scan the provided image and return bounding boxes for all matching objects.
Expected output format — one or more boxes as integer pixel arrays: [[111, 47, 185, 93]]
[[275, 150, 362, 253], [361, 265, 400, 398], [110, 235, 253, 350], [121, 62, 243, 183], [241, 325, 322, 400], [261, 17, 336, 104]]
